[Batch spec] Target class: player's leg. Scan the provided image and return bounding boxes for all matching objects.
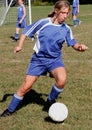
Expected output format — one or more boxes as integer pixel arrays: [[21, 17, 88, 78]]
[[73, 15, 77, 26], [11, 27, 20, 42], [16, 75, 38, 96], [47, 67, 66, 103], [76, 16, 81, 25], [14, 27, 20, 40], [72, 7, 77, 27]]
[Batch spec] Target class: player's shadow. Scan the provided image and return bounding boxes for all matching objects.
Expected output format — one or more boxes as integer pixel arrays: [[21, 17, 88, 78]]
[[0, 89, 48, 111], [17, 89, 47, 110], [44, 117, 65, 124], [0, 94, 13, 102]]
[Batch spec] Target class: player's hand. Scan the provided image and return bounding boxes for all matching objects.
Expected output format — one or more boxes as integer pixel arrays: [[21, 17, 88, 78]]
[[19, 20, 22, 24], [14, 46, 22, 53], [78, 44, 88, 51]]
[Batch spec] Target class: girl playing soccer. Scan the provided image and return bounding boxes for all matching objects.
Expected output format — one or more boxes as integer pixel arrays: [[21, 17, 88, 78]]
[[11, 0, 27, 41], [1, 0, 87, 117]]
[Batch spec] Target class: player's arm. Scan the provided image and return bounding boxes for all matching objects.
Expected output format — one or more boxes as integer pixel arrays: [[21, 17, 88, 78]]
[[72, 43, 88, 51], [19, 5, 26, 23], [77, 4, 80, 13], [14, 34, 26, 53], [66, 28, 88, 51], [14, 19, 44, 53], [77, 0, 80, 13]]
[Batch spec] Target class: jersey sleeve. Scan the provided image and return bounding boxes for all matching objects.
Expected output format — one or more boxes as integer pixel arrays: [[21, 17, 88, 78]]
[[22, 18, 49, 38], [66, 27, 77, 46], [22, 20, 42, 37]]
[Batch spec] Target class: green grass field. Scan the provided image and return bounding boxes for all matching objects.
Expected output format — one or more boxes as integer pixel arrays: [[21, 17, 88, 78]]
[[0, 5, 92, 130]]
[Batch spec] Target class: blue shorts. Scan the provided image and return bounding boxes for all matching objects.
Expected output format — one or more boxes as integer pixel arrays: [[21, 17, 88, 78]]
[[26, 53, 64, 76], [16, 18, 27, 28], [72, 7, 78, 15]]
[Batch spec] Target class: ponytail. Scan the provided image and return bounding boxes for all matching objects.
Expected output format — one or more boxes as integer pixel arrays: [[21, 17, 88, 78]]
[[48, 11, 55, 17]]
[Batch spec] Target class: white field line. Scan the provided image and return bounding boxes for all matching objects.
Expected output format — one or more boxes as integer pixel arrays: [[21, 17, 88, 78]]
[[74, 30, 92, 37], [10, 59, 92, 63], [64, 60, 92, 63], [79, 13, 92, 17], [10, 59, 22, 63]]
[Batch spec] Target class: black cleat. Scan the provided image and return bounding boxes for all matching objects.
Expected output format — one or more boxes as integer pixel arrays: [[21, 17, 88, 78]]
[[10, 36, 19, 42], [0, 109, 14, 117], [12, 38, 18, 42], [47, 99, 56, 106], [43, 99, 56, 112]]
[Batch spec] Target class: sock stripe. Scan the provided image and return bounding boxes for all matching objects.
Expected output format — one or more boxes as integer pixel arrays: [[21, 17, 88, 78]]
[[14, 94, 23, 100]]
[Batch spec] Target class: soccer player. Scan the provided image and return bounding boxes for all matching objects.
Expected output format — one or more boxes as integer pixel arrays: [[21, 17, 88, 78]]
[[11, 0, 27, 41], [72, 0, 81, 27], [0, 0, 88, 117]]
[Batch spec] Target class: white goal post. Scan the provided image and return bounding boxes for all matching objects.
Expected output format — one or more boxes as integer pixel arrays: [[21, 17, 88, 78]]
[[0, 0, 32, 26]]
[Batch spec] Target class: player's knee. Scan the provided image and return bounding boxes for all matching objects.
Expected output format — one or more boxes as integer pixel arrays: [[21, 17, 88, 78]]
[[56, 78, 66, 88]]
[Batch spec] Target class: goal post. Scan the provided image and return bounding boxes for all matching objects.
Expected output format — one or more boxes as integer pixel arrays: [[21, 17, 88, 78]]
[[0, 0, 32, 26], [28, 0, 32, 24], [0, 0, 14, 26]]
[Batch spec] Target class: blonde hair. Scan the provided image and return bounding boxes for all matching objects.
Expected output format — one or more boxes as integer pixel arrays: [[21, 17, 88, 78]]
[[48, 0, 70, 17]]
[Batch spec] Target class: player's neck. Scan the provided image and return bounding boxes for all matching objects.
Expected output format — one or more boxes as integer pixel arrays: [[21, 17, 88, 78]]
[[51, 17, 63, 25]]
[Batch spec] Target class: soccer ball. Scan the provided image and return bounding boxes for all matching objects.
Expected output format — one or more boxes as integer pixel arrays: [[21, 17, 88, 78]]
[[48, 102, 68, 122]]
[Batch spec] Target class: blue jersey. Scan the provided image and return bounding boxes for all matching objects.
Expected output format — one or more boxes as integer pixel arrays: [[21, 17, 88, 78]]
[[17, 4, 25, 19], [17, 4, 27, 28], [72, 0, 79, 8], [22, 18, 77, 58]]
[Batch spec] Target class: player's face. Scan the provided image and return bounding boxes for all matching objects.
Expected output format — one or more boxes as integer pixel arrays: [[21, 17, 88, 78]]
[[18, 0, 23, 5], [56, 7, 69, 24]]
